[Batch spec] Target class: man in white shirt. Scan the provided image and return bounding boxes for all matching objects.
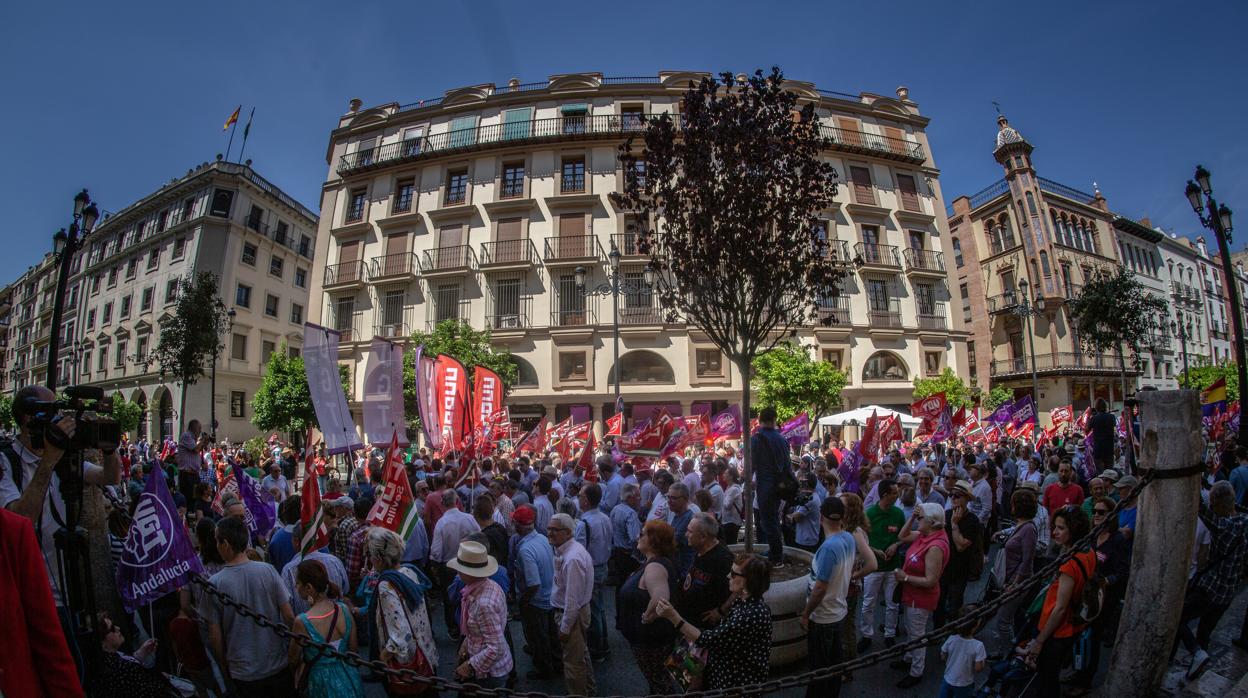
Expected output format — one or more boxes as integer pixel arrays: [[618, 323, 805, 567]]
[[176, 419, 205, 502], [430, 488, 481, 636], [548, 513, 595, 696]]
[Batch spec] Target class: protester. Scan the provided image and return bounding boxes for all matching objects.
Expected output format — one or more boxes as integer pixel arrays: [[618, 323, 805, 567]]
[[676, 512, 734, 629], [989, 489, 1038, 656], [939, 605, 986, 698], [1067, 495, 1131, 694], [448, 540, 514, 688], [368, 527, 439, 696], [1176, 481, 1248, 679], [575, 482, 613, 661], [1025, 506, 1096, 696], [935, 480, 982, 628], [752, 406, 793, 567], [287, 559, 363, 697], [721, 466, 745, 545], [836, 491, 877, 679], [94, 611, 180, 698], [609, 483, 643, 583], [802, 496, 858, 697], [616, 519, 679, 694], [548, 512, 596, 695], [892, 502, 949, 689], [512, 505, 562, 680], [657, 553, 773, 691], [860, 478, 903, 650]]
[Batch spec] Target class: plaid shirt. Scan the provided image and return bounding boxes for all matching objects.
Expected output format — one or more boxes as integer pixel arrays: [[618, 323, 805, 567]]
[[460, 578, 513, 678], [331, 516, 360, 567], [1197, 500, 1248, 605], [345, 523, 372, 590]]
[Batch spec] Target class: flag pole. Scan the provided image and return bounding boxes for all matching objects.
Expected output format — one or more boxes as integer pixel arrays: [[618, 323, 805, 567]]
[[237, 107, 256, 164], [224, 105, 240, 162]]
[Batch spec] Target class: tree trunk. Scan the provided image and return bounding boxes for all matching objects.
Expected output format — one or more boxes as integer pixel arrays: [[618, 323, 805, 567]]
[[737, 355, 754, 555], [178, 382, 187, 435], [1104, 389, 1202, 696]]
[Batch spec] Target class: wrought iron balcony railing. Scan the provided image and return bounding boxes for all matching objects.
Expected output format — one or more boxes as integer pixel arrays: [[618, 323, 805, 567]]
[[479, 239, 539, 266], [987, 292, 1020, 314], [323, 260, 365, 287], [817, 125, 925, 163], [544, 235, 603, 262], [867, 299, 903, 328], [815, 295, 851, 327], [369, 253, 419, 279], [854, 242, 901, 268], [421, 245, 477, 273], [903, 248, 945, 274]]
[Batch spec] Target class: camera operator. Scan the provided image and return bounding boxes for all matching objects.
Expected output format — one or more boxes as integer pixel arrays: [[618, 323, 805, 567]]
[[0, 385, 122, 666]]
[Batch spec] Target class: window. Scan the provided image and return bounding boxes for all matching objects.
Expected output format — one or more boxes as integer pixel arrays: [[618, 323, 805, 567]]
[[346, 188, 366, 222], [102, 302, 113, 325], [925, 351, 942, 377], [125, 258, 138, 279], [849, 165, 875, 205], [231, 333, 247, 360], [611, 351, 675, 384], [915, 283, 935, 316], [561, 103, 588, 134], [960, 283, 972, 323], [137, 337, 148, 363], [165, 279, 179, 304], [209, 189, 234, 217], [434, 283, 462, 323], [262, 340, 276, 363], [502, 108, 532, 140], [896, 173, 921, 212], [172, 238, 185, 259], [230, 391, 245, 418], [147, 248, 159, 270], [182, 197, 196, 221], [116, 341, 127, 368], [245, 205, 263, 231], [82, 351, 90, 375], [822, 349, 843, 369], [290, 302, 303, 325], [62, 321, 75, 345], [236, 284, 252, 308], [558, 351, 587, 381], [119, 295, 131, 319], [449, 116, 479, 147], [489, 277, 522, 328], [501, 162, 525, 199], [156, 210, 168, 232], [393, 178, 415, 213], [274, 221, 289, 246], [97, 346, 107, 371], [91, 275, 100, 294], [289, 346, 301, 358], [401, 127, 424, 156], [952, 238, 964, 268], [296, 235, 310, 259], [265, 293, 279, 317], [862, 351, 908, 381], [967, 341, 977, 382], [561, 156, 586, 193], [621, 106, 645, 131], [107, 267, 118, 287], [695, 349, 723, 378], [269, 256, 284, 278], [241, 243, 257, 265], [86, 308, 95, 330], [444, 170, 468, 206], [295, 267, 307, 288]]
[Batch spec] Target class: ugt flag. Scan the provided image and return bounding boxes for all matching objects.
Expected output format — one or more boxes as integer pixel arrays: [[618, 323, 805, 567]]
[[117, 469, 205, 612], [231, 462, 277, 539], [780, 413, 811, 446]]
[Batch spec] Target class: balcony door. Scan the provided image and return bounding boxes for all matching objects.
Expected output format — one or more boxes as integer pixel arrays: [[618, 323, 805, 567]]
[[557, 274, 586, 325], [383, 232, 408, 275], [338, 240, 360, 283], [438, 226, 463, 268], [502, 107, 533, 141], [495, 218, 523, 263], [491, 276, 522, 329], [557, 214, 587, 257], [897, 173, 921, 212], [866, 278, 890, 312], [380, 290, 405, 336], [1008, 332, 1025, 370]]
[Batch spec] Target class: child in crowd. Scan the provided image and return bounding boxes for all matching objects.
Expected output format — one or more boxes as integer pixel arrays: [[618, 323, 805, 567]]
[[940, 604, 987, 697]]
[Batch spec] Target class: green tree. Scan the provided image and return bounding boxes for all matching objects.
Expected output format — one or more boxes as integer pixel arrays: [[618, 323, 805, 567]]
[[1181, 361, 1239, 401], [981, 385, 1016, 412], [150, 272, 231, 432], [751, 342, 848, 423], [911, 367, 978, 409], [1069, 267, 1169, 403], [252, 342, 351, 438], [0, 394, 12, 431], [402, 320, 517, 432], [111, 398, 144, 436]]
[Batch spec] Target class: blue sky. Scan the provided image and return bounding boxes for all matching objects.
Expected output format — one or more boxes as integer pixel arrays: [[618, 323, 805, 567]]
[[2, 0, 1245, 283]]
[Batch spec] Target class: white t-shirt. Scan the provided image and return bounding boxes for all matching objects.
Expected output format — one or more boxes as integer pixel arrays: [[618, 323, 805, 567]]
[[941, 635, 986, 687]]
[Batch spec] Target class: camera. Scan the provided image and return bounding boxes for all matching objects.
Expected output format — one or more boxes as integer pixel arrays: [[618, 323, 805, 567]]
[[25, 385, 121, 454]]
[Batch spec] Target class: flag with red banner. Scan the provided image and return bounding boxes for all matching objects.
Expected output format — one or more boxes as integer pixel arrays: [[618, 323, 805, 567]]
[[576, 433, 598, 481], [472, 366, 503, 440], [1050, 405, 1074, 427], [618, 409, 673, 456], [300, 450, 330, 554], [860, 410, 882, 464], [434, 354, 473, 451], [606, 412, 624, 436], [515, 416, 547, 455], [545, 417, 574, 458], [1075, 407, 1093, 432], [555, 421, 592, 461], [366, 432, 422, 540], [911, 393, 948, 437], [951, 407, 969, 432], [878, 414, 904, 451]]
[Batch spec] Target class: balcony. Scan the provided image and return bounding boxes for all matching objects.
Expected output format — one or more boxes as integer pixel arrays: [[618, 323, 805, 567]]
[[331, 316, 364, 343], [902, 248, 946, 276], [815, 295, 851, 327], [612, 233, 649, 258], [987, 292, 1020, 315], [990, 352, 1142, 379], [479, 239, 539, 270], [32, 325, 51, 344], [338, 114, 681, 176], [369, 253, 419, 281], [989, 236, 1021, 257], [323, 260, 366, 289], [867, 299, 903, 329], [618, 304, 664, 326], [551, 304, 598, 328], [373, 321, 411, 339], [421, 245, 477, 276], [544, 235, 604, 266], [918, 303, 948, 331], [824, 240, 853, 266], [854, 242, 901, 271], [818, 125, 926, 164]]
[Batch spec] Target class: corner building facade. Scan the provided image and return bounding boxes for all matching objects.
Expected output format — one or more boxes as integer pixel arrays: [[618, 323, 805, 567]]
[[311, 72, 967, 435]]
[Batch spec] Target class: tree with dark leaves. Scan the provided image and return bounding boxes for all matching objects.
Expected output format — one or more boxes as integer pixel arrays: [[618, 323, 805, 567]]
[[1068, 266, 1169, 404], [150, 272, 231, 433], [611, 67, 844, 551]]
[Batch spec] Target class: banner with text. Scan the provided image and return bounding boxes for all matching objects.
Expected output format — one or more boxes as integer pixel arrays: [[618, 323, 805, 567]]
[[303, 323, 363, 455], [364, 337, 408, 447]]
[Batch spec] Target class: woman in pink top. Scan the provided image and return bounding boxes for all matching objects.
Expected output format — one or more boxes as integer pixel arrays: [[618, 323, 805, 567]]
[[892, 502, 950, 688]]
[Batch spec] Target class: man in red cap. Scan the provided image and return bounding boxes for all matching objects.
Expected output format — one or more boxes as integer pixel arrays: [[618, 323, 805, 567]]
[[511, 505, 562, 679]]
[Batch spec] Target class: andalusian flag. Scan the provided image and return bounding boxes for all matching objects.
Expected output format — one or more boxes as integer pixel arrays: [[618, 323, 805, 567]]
[[300, 433, 329, 555], [366, 432, 422, 541], [1202, 378, 1228, 418], [223, 105, 241, 131]]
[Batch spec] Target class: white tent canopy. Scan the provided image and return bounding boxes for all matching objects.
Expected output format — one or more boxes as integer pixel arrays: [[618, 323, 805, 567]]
[[818, 405, 923, 427]]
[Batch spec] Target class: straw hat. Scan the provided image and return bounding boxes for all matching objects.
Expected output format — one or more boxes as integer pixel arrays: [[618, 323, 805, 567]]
[[445, 541, 498, 578]]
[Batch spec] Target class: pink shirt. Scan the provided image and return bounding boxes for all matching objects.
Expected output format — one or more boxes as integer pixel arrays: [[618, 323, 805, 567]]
[[459, 578, 513, 678], [901, 530, 950, 611]]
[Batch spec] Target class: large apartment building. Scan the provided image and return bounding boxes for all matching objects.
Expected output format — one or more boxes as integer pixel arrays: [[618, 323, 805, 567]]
[[64, 160, 318, 442], [2, 251, 81, 395], [310, 71, 968, 437]]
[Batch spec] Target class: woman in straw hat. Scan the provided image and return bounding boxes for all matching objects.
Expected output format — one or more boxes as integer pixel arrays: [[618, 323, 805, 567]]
[[447, 541, 513, 689]]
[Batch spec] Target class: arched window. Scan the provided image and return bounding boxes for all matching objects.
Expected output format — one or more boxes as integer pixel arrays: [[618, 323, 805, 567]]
[[1025, 192, 1038, 216], [1040, 251, 1051, 278], [1051, 212, 1062, 246], [609, 350, 675, 384], [862, 351, 909, 382], [952, 238, 964, 268], [510, 356, 539, 387]]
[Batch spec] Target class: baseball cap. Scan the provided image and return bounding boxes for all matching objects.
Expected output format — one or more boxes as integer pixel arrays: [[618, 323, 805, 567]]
[[511, 505, 536, 526], [1101, 469, 1120, 482], [1115, 475, 1140, 489], [820, 496, 845, 521]]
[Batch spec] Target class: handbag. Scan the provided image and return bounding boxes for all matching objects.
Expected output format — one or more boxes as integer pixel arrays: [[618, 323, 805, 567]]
[[380, 584, 435, 695], [665, 636, 709, 691]]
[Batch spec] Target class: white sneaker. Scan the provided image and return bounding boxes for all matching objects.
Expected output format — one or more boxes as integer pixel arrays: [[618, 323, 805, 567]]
[[1187, 648, 1210, 680]]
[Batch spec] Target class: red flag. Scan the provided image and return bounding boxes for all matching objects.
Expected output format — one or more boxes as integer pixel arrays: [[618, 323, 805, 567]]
[[910, 393, 948, 437], [556, 422, 592, 461], [434, 354, 473, 450], [878, 414, 904, 449], [1050, 405, 1074, 427], [577, 433, 598, 481], [1075, 407, 1093, 432], [515, 417, 547, 455], [472, 366, 504, 437], [606, 412, 624, 436], [366, 432, 421, 539], [300, 445, 329, 554], [857, 410, 880, 464]]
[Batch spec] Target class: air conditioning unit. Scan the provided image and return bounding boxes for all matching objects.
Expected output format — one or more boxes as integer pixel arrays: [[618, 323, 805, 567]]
[[498, 315, 521, 329], [379, 324, 400, 338]]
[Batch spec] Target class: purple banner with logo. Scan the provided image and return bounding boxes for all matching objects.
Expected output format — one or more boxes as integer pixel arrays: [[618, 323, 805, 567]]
[[231, 462, 277, 538], [116, 469, 205, 612], [709, 404, 743, 439], [780, 412, 810, 445], [838, 447, 861, 494], [364, 337, 408, 447], [304, 323, 364, 455], [1008, 395, 1036, 427], [989, 401, 1015, 426], [413, 345, 441, 450]]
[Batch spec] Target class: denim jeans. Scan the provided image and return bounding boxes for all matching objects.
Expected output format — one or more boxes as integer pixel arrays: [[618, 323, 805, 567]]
[[806, 618, 844, 698], [759, 494, 784, 563], [588, 563, 609, 658]]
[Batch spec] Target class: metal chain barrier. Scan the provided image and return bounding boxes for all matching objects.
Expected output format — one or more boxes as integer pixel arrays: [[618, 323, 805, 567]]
[[191, 468, 1163, 697]]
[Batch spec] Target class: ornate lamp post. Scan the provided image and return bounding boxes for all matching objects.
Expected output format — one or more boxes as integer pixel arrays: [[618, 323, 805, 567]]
[[47, 190, 100, 386], [1172, 318, 1191, 388], [574, 239, 655, 413], [1186, 166, 1242, 443], [1013, 279, 1044, 403]]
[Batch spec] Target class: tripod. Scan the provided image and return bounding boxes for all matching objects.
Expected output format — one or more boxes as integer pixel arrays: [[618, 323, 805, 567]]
[[52, 449, 102, 691]]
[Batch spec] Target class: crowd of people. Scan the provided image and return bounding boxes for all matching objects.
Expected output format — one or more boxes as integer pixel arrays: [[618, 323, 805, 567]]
[[4, 387, 1248, 697]]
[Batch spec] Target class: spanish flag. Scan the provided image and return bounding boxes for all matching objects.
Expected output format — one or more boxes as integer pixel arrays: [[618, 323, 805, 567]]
[[223, 105, 241, 131], [1202, 378, 1228, 417]]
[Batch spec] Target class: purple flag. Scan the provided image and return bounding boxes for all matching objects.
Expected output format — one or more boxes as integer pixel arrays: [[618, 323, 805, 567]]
[[116, 469, 205, 612], [989, 400, 1015, 426], [1008, 395, 1037, 427], [231, 462, 277, 538], [709, 404, 743, 439], [838, 447, 861, 494], [780, 412, 810, 445], [414, 345, 441, 449], [626, 418, 651, 439], [930, 408, 955, 444], [363, 337, 408, 447]]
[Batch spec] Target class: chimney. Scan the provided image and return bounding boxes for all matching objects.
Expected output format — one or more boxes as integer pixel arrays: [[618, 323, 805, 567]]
[[348, 98, 362, 114], [1139, 216, 1152, 228], [896, 86, 910, 101]]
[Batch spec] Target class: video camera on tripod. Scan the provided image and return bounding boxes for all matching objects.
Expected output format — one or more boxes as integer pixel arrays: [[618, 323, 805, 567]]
[[24, 384, 122, 454]]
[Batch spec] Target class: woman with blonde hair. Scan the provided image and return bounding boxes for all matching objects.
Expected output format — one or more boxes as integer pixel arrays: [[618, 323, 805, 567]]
[[838, 492, 877, 679]]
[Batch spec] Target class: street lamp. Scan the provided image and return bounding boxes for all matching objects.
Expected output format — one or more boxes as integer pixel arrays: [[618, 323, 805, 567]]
[[1013, 279, 1044, 405], [1186, 166, 1244, 444], [46, 189, 100, 387], [574, 239, 656, 415], [210, 305, 237, 442], [1172, 318, 1191, 388]]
